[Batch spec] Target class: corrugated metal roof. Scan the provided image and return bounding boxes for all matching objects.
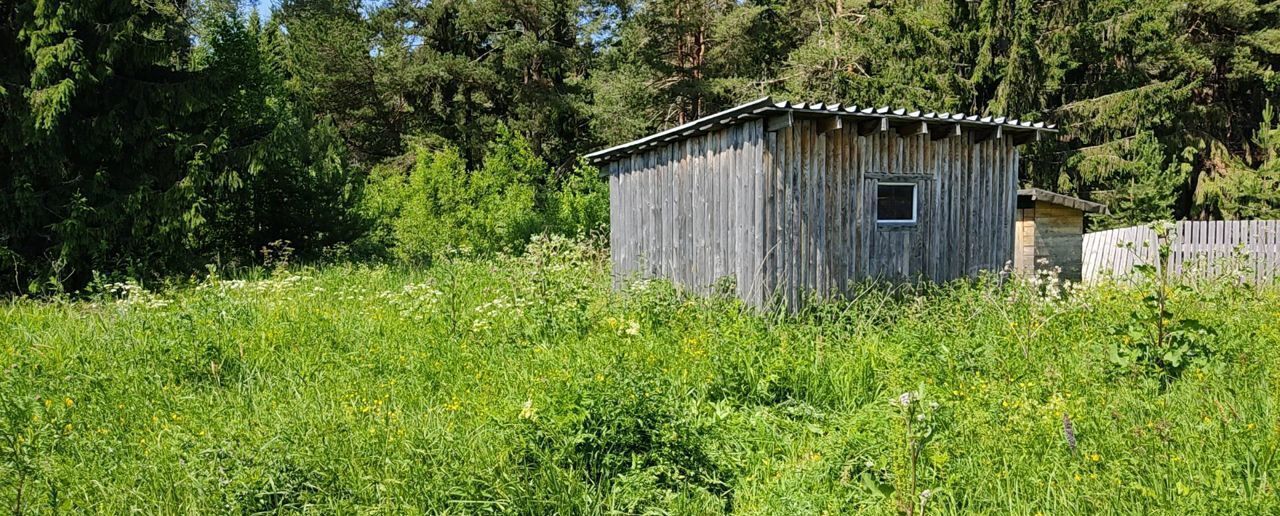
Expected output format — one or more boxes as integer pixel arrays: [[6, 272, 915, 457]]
[[1018, 188, 1107, 214], [585, 96, 1057, 165]]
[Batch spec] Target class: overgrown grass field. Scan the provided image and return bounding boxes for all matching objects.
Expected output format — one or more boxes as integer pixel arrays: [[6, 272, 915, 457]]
[[3, 237, 1278, 514]]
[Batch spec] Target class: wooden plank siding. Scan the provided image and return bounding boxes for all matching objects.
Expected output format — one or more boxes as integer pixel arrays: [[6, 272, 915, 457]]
[[1082, 220, 1280, 284], [609, 120, 770, 302], [1014, 202, 1088, 280], [608, 117, 1021, 308]]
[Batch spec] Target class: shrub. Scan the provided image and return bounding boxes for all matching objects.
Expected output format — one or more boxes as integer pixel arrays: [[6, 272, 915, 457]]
[[365, 126, 608, 263], [392, 144, 474, 262], [548, 158, 609, 237], [375, 127, 542, 263]]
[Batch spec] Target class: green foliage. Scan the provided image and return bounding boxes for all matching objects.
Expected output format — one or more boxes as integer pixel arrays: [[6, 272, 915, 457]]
[[2, 245, 1279, 512], [276, 0, 395, 165], [1196, 103, 1280, 220], [2, 0, 213, 292], [548, 158, 610, 237], [363, 126, 608, 262], [6, 0, 1279, 294], [1078, 132, 1186, 228], [285, 0, 596, 167], [1108, 223, 1218, 383], [390, 145, 480, 261], [1017, 0, 1278, 222], [890, 388, 943, 516], [371, 126, 548, 262], [780, 1, 972, 110], [0, 3, 364, 293], [197, 14, 367, 267], [519, 367, 730, 512], [587, 0, 794, 143], [0, 382, 76, 514]]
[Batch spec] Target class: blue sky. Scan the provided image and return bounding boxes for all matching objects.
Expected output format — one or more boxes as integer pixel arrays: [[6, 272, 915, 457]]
[[251, 0, 273, 19]]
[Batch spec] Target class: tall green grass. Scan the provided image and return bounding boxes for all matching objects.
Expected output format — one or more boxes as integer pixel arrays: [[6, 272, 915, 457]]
[[3, 236, 1278, 514]]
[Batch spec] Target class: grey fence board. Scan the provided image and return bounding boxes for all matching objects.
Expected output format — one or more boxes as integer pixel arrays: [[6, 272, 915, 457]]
[[1082, 220, 1280, 284]]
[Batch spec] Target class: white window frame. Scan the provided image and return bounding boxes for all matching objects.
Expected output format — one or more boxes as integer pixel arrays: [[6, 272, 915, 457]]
[[876, 182, 918, 225]]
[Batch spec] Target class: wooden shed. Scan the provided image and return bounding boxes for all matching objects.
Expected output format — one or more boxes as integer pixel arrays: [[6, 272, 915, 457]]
[[586, 97, 1057, 308], [1014, 188, 1107, 281]]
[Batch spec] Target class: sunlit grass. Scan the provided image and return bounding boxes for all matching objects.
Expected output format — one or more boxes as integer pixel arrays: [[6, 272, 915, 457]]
[[3, 236, 1278, 513]]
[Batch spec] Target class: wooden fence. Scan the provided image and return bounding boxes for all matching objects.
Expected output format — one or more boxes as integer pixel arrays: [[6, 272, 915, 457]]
[[1082, 220, 1280, 284]]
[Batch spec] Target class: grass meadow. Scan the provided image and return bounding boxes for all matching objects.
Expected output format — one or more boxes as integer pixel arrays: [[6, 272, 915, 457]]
[[2, 236, 1279, 514]]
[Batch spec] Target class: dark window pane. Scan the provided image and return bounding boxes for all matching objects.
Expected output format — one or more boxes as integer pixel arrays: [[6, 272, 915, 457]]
[[877, 184, 916, 222]]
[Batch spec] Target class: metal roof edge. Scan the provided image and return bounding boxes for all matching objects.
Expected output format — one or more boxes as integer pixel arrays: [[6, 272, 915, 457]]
[[1018, 188, 1108, 214], [584, 96, 775, 163], [586, 97, 1059, 165]]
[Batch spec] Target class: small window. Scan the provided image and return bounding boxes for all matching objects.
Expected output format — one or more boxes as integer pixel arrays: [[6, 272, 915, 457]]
[[877, 183, 917, 224]]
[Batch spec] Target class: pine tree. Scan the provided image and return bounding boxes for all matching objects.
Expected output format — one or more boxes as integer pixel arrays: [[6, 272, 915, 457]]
[[0, 1, 365, 292], [278, 0, 397, 166], [2, 0, 213, 291], [780, 0, 973, 110], [1196, 103, 1280, 219], [198, 11, 365, 265], [588, 0, 791, 144], [278, 0, 598, 171]]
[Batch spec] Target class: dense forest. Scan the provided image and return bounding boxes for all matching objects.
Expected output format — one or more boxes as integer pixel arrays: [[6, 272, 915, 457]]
[[2, 0, 1278, 293]]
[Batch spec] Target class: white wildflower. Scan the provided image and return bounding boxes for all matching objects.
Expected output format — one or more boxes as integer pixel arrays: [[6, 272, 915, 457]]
[[919, 489, 934, 507]]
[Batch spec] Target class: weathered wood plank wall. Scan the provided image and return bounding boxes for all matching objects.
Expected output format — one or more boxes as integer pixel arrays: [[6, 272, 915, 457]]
[[608, 120, 768, 304], [609, 117, 1020, 308], [1014, 202, 1087, 280], [1082, 220, 1280, 284], [760, 120, 1018, 305]]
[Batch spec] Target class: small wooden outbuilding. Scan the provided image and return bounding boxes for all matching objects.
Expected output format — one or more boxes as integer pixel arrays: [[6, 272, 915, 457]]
[[1014, 188, 1107, 281], [586, 97, 1057, 308]]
